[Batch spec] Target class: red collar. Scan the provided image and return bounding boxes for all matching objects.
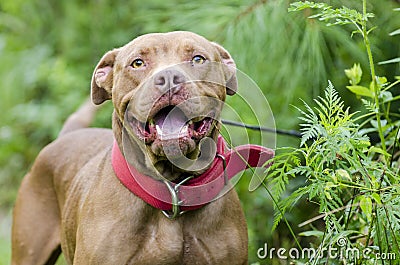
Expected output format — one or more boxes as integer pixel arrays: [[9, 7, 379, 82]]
[[112, 135, 274, 216]]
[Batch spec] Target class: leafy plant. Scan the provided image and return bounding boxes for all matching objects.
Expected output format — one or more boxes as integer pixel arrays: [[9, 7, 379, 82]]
[[266, 1, 400, 264]]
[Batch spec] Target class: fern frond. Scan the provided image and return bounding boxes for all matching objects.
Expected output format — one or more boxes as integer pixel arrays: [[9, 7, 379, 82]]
[[295, 101, 322, 146], [361, 99, 378, 113], [272, 186, 309, 231], [289, 1, 374, 29], [264, 148, 300, 200], [296, 82, 352, 145]]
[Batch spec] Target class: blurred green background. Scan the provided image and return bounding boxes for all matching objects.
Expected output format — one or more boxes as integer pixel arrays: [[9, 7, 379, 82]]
[[0, 0, 399, 264]]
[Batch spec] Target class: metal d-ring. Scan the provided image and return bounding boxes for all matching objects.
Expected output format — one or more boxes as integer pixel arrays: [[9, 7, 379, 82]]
[[162, 175, 194, 219], [216, 153, 228, 185], [162, 180, 180, 219]]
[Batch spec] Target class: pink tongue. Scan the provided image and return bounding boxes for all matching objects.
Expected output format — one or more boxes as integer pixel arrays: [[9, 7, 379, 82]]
[[154, 107, 187, 134]]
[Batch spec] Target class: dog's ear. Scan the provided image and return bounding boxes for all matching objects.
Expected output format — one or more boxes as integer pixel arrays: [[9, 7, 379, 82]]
[[212, 42, 237, 96], [91, 48, 120, 105]]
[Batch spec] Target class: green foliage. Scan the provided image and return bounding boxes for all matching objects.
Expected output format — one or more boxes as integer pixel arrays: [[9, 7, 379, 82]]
[[289, 1, 374, 29], [270, 83, 400, 262], [266, 1, 400, 264], [1, 0, 400, 264]]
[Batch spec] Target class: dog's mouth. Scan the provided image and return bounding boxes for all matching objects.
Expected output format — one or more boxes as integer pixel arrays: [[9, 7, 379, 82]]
[[128, 105, 217, 157]]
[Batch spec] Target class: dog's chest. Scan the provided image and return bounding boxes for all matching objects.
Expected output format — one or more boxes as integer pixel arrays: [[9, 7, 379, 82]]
[[124, 214, 224, 265], [65, 192, 226, 264]]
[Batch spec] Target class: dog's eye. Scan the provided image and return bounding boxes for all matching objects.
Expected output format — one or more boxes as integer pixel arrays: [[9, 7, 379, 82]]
[[131, 59, 145, 69], [191, 55, 206, 65]]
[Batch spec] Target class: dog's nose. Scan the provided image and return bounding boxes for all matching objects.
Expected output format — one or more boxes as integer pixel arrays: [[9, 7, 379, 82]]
[[154, 69, 186, 94]]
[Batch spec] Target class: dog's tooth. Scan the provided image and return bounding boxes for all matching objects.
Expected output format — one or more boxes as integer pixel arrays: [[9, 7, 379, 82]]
[[156, 125, 163, 136], [156, 124, 190, 140]]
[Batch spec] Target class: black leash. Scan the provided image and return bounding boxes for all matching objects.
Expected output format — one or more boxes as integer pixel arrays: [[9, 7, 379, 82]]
[[221, 119, 301, 138]]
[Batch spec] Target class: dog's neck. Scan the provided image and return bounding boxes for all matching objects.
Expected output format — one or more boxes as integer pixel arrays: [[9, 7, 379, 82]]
[[111, 135, 275, 216], [112, 111, 124, 149]]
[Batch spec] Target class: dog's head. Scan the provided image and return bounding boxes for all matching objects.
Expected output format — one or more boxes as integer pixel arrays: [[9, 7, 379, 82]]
[[91, 31, 237, 180]]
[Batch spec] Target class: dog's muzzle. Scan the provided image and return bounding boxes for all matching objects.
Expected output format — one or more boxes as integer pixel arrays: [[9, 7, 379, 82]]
[[127, 103, 218, 158]]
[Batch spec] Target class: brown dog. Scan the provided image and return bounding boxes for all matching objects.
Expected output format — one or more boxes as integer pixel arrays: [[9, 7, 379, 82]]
[[12, 31, 249, 264]]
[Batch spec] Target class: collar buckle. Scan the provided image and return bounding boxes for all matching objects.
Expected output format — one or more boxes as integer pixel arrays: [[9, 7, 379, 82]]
[[162, 152, 229, 219], [162, 175, 194, 219]]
